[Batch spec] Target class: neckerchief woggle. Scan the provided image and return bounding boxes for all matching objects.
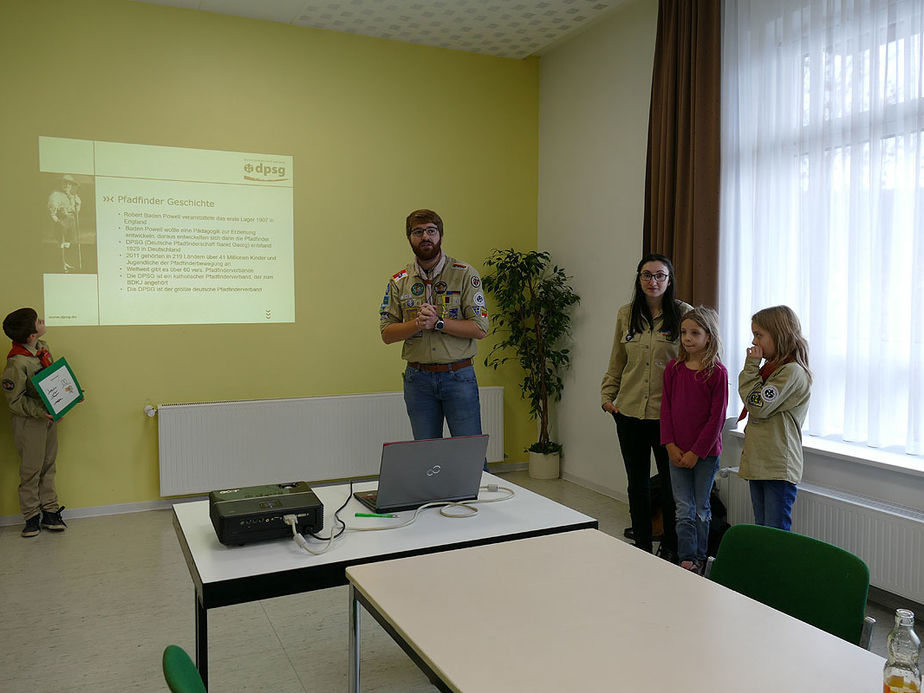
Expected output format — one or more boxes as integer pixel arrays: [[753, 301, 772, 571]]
[[415, 252, 447, 305]]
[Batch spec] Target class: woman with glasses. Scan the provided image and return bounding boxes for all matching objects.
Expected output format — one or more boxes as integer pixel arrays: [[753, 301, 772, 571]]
[[600, 254, 691, 562]]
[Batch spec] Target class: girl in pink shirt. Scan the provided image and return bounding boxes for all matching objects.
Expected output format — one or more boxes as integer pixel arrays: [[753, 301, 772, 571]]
[[660, 307, 728, 573]]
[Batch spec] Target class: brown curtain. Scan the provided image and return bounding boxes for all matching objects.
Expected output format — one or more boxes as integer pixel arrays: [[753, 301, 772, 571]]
[[643, 0, 721, 308]]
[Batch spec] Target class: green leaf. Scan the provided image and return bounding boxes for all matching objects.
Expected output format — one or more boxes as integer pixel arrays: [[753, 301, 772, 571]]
[[482, 248, 581, 448]]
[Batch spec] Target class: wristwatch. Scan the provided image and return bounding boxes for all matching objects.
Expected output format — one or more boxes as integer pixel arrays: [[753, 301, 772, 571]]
[[435, 318, 445, 331]]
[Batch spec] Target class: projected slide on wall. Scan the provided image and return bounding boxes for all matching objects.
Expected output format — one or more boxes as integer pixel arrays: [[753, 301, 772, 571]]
[[38, 137, 294, 326]]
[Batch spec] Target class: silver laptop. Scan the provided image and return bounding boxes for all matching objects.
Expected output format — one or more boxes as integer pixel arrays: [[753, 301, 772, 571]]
[[354, 435, 489, 513]]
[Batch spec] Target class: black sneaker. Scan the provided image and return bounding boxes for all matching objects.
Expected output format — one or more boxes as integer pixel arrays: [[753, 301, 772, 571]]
[[41, 506, 67, 531], [21, 515, 41, 538]]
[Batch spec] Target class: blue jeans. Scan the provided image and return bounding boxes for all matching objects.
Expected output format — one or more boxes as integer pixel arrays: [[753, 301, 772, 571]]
[[749, 480, 798, 531], [403, 364, 485, 469], [669, 455, 719, 562]]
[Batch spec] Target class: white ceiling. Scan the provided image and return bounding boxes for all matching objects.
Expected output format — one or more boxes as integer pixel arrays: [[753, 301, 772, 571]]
[[131, 0, 627, 59]]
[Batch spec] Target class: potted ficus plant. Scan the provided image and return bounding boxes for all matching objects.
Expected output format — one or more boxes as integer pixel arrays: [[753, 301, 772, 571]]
[[482, 249, 580, 479]]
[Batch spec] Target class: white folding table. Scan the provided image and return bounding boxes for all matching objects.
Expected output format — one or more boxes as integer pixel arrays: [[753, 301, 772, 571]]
[[172, 473, 597, 687], [346, 528, 885, 692]]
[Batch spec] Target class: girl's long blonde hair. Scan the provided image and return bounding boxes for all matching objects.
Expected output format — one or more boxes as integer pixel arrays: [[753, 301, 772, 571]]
[[752, 305, 812, 384], [675, 306, 723, 379]]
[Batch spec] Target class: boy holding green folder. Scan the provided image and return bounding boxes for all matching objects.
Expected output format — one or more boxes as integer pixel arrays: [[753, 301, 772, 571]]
[[2, 308, 69, 537]]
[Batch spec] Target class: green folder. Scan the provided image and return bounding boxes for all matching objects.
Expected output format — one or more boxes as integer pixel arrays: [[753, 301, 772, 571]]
[[30, 357, 83, 421]]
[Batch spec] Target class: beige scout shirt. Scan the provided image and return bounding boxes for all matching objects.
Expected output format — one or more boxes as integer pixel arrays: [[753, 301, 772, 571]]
[[738, 357, 811, 484], [379, 254, 489, 364], [600, 301, 691, 420], [2, 340, 52, 419]]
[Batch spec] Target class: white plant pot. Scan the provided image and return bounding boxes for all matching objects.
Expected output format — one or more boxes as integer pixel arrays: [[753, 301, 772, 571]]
[[528, 451, 560, 480]]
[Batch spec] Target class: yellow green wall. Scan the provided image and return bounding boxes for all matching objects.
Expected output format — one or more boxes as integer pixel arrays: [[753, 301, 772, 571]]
[[0, 0, 539, 515]]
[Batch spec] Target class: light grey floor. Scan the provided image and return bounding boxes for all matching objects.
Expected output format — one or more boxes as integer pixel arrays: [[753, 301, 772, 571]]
[[0, 471, 899, 692]]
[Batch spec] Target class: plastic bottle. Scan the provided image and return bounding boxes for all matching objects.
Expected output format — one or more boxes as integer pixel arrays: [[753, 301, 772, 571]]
[[884, 609, 921, 693]]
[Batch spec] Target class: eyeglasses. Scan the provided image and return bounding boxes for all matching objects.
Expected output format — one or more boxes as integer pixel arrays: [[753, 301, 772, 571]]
[[410, 227, 440, 238], [640, 271, 669, 282]]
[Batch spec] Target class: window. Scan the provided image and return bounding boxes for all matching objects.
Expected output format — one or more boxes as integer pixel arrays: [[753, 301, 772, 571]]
[[720, 0, 924, 457]]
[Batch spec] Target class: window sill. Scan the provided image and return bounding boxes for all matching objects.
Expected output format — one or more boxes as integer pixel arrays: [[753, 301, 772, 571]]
[[726, 424, 924, 480]]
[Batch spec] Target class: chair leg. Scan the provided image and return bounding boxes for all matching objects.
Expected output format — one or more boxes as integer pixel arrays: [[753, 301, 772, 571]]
[[860, 615, 876, 650], [704, 556, 715, 579]]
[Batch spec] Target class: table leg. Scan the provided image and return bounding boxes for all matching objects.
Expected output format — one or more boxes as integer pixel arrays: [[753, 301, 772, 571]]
[[195, 593, 209, 689], [349, 585, 361, 693]]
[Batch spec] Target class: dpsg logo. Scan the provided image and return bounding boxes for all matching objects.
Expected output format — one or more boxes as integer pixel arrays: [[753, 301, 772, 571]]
[[426, 465, 441, 477], [243, 160, 288, 182]]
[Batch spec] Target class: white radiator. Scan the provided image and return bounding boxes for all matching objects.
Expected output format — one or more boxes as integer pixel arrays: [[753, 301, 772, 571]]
[[717, 469, 924, 604], [157, 387, 504, 496]]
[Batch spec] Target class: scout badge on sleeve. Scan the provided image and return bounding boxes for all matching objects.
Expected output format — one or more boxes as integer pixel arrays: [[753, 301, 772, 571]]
[[379, 283, 391, 314]]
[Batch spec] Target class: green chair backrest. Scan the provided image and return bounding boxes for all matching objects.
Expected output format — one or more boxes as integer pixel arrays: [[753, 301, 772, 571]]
[[709, 524, 870, 645], [162, 645, 207, 693]]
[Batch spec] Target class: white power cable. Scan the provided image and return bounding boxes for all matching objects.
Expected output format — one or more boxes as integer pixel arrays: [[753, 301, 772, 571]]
[[284, 481, 353, 555], [284, 514, 338, 555], [345, 484, 516, 532], [286, 483, 517, 554]]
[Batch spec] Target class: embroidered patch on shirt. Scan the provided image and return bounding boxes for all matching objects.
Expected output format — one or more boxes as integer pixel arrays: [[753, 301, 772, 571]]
[[452, 263, 467, 269], [2, 378, 14, 391], [761, 385, 779, 402], [473, 292, 485, 306], [471, 275, 481, 288], [392, 269, 408, 281], [435, 281, 447, 294], [747, 391, 764, 407], [411, 282, 425, 296], [479, 308, 488, 318]]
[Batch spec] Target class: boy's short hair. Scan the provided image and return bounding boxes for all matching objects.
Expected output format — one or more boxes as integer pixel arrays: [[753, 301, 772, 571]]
[[3, 308, 38, 344], [405, 209, 443, 237]]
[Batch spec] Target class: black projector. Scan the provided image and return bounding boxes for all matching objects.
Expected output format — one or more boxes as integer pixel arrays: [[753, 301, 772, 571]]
[[208, 481, 324, 546]]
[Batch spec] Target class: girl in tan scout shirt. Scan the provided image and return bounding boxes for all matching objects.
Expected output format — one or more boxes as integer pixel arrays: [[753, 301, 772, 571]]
[[738, 305, 812, 531], [601, 254, 691, 560]]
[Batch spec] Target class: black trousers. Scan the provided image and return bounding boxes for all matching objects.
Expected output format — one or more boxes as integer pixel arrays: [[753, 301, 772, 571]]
[[614, 413, 677, 553]]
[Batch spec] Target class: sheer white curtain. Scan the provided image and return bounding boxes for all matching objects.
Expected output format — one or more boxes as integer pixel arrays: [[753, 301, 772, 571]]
[[720, 0, 924, 456]]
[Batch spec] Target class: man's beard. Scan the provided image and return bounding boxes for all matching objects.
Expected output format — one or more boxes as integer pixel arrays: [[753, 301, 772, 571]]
[[413, 237, 441, 262]]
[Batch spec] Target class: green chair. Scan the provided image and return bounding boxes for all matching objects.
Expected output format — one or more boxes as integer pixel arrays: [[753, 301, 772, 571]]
[[162, 645, 207, 693], [708, 524, 874, 647]]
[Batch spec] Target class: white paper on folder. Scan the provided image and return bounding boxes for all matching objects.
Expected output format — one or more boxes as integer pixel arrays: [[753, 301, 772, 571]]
[[36, 365, 81, 415]]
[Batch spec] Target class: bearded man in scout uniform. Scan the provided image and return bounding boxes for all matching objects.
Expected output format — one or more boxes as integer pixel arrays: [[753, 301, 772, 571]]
[[380, 209, 489, 445], [47, 174, 82, 272]]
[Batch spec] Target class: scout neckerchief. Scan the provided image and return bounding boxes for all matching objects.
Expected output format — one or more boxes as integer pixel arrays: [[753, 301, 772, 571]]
[[8, 342, 53, 370], [415, 252, 447, 305], [738, 354, 794, 421]]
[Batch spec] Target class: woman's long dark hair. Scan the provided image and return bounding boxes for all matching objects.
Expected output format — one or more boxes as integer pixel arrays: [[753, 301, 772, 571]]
[[628, 253, 683, 339]]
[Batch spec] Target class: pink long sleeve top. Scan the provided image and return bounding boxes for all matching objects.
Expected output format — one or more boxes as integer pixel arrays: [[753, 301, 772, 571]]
[[660, 359, 729, 459]]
